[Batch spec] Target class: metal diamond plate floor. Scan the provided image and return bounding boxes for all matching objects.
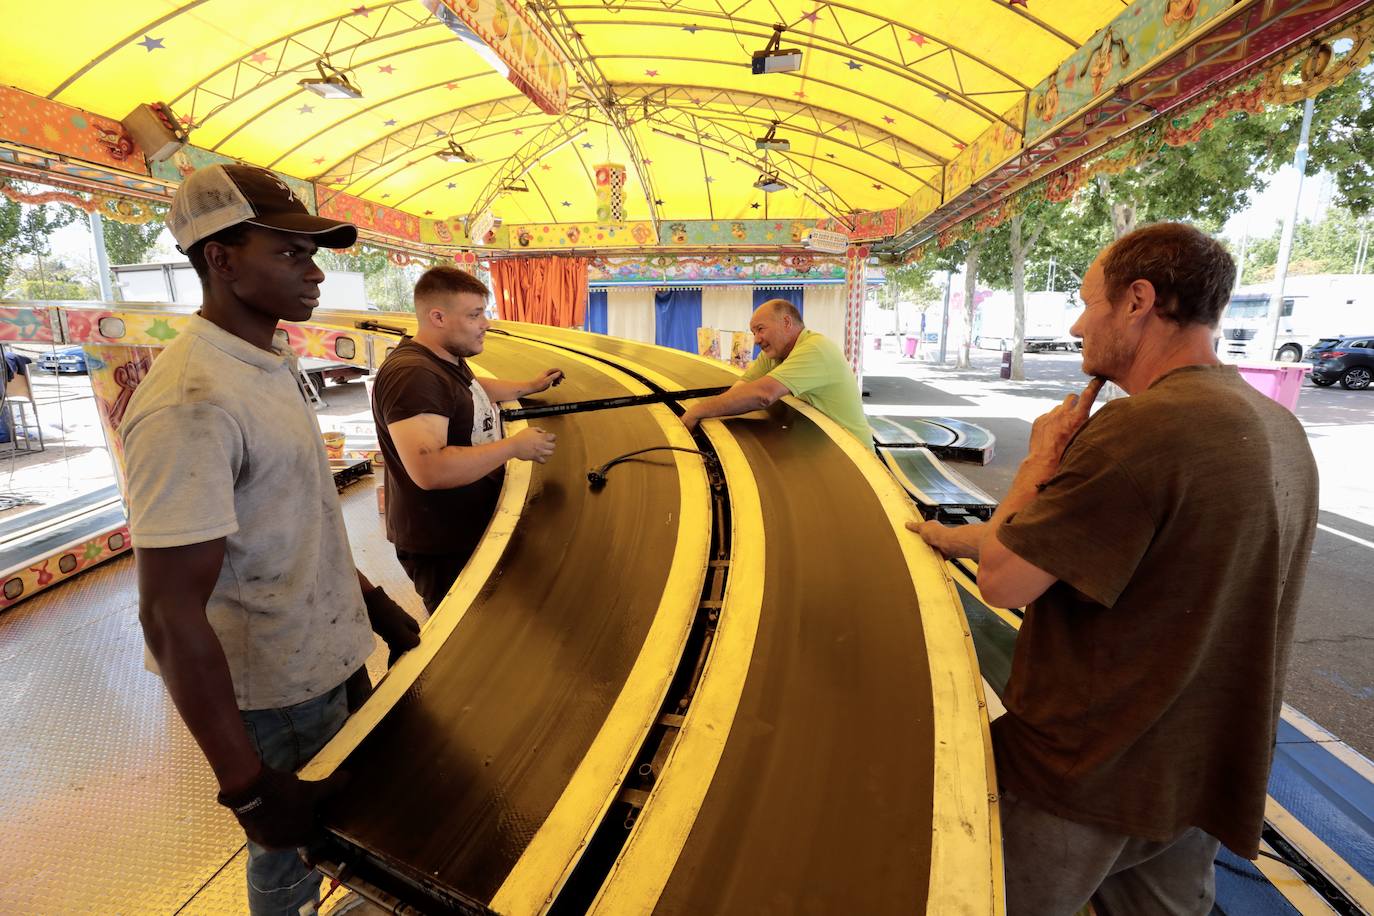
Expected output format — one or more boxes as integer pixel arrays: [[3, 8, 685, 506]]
[[0, 479, 412, 915]]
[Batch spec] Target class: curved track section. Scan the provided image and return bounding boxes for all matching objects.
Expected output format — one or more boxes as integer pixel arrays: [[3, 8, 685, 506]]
[[312, 330, 711, 911], [500, 325, 999, 915]]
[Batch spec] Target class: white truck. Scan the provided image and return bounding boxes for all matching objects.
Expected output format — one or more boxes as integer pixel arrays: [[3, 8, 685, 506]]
[[110, 261, 373, 310], [1219, 275, 1374, 362], [972, 290, 1080, 352]]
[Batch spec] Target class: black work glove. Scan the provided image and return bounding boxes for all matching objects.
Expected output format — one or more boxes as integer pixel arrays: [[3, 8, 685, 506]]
[[364, 586, 421, 666], [217, 766, 350, 850]]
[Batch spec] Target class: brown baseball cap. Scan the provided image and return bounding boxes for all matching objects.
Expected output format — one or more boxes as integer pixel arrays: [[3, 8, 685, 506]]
[[167, 163, 357, 252]]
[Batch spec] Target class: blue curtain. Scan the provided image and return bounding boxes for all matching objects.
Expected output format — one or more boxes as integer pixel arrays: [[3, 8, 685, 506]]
[[586, 289, 608, 334], [753, 286, 804, 319], [654, 289, 702, 353]]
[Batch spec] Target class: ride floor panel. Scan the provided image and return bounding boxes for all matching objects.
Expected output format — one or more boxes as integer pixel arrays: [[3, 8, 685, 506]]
[[318, 332, 711, 909], [500, 325, 994, 915]]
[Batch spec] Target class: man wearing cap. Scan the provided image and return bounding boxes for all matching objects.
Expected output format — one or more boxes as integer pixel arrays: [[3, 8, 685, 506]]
[[120, 164, 413, 915], [679, 298, 873, 450]]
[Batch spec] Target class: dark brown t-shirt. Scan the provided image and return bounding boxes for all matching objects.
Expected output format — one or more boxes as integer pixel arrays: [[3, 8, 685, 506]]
[[372, 339, 502, 556], [994, 364, 1318, 857]]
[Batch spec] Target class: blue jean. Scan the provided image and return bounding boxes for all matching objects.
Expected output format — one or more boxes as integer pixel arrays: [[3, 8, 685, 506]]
[[240, 682, 349, 916]]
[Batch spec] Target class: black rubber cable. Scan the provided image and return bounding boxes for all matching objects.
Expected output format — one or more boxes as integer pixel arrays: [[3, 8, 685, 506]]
[[588, 446, 720, 490]]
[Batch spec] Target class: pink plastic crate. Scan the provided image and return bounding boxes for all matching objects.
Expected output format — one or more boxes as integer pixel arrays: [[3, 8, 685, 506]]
[[1236, 362, 1310, 412]]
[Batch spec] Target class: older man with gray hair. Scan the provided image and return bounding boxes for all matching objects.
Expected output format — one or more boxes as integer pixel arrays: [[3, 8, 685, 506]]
[[680, 298, 872, 449]]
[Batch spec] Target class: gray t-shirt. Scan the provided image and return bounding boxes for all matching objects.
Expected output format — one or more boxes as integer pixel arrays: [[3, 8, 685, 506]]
[[120, 314, 373, 711]]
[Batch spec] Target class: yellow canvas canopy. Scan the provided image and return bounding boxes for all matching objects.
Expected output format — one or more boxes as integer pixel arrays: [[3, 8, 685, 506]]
[[0, 0, 1368, 250]]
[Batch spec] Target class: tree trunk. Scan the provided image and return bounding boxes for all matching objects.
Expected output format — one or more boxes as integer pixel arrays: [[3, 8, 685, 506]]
[[957, 240, 984, 369], [1095, 175, 1137, 239], [1010, 214, 1027, 380]]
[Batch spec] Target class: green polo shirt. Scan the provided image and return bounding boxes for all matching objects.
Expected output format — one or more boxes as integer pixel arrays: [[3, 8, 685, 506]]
[[742, 328, 874, 451]]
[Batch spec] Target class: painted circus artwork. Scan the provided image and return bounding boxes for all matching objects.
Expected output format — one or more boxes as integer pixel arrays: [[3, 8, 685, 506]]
[[1026, 0, 1231, 142]]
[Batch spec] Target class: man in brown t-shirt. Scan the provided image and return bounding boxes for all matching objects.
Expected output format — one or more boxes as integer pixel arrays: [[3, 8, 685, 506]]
[[373, 266, 560, 613], [912, 223, 1318, 915]]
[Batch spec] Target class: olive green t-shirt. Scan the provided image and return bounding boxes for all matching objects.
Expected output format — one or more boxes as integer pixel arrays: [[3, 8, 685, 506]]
[[741, 328, 873, 451], [994, 364, 1318, 857]]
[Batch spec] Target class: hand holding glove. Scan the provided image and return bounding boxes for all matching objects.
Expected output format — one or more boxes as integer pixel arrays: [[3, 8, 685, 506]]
[[217, 766, 349, 850]]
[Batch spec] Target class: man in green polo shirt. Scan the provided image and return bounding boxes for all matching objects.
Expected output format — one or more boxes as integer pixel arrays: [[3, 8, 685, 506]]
[[680, 298, 872, 450]]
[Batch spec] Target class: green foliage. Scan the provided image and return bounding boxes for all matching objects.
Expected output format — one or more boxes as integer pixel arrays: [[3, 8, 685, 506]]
[[0, 198, 20, 290], [5, 259, 97, 301], [314, 247, 422, 311], [101, 208, 169, 266], [1291, 68, 1374, 217], [880, 260, 942, 311], [1240, 207, 1373, 283]]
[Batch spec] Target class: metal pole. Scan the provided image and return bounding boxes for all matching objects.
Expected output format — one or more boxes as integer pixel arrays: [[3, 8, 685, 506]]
[[938, 270, 953, 364], [1262, 96, 1314, 362], [88, 211, 114, 301], [1234, 224, 1249, 290]]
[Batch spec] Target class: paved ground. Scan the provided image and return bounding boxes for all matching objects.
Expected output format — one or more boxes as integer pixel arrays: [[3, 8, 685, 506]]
[[862, 342, 1374, 759]]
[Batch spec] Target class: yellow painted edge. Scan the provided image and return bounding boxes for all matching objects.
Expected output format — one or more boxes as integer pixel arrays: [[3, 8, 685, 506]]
[[1253, 838, 1339, 915], [1266, 797, 1374, 913], [302, 336, 594, 780], [1280, 703, 1374, 784], [490, 341, 713, 915], [786, 397, 1001, 915], [300, 416, 531, 780], [587, 419, 764, 916]]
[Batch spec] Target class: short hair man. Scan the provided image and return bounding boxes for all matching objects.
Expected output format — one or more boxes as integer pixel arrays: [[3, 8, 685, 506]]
[[372, 265, 560, 613], [912, 222, 1318, 914], [680, 298, 872, 449], [121, 164, 418, 916]]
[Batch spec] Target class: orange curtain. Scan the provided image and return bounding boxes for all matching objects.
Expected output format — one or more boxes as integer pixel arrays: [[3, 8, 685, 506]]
[[489, 256, 588, 328]]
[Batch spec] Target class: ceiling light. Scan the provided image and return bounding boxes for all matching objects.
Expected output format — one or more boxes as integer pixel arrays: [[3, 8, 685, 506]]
[[436, 140, 478, 163], [300, 60, 362, 100], [500, 179, 530, 193], [752, 25, 802, 74], [754, 173, 787, 193], [755, 122, 790, 152]]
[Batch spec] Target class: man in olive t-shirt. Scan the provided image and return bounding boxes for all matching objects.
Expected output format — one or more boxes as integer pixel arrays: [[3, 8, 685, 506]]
[[373, 266, 560, 613], [912, 223, 1317, 916], [680, 298, 872, 449]]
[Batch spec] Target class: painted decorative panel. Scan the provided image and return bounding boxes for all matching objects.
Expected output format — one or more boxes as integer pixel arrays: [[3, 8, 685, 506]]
[[1026, 0, 1234, 143], [0, 86, 148, 174], [317, 190, 422, 242]]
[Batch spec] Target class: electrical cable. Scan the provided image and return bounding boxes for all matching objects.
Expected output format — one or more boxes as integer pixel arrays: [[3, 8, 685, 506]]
[[587, 445, 720, 490]]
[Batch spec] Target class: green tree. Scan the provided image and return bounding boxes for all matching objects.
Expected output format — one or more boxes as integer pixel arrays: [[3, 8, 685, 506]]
[[0, 189, 83, 299], [0, 198, 20, 291], [100, 208, 169, 266], [7, 259, 97, 301], [1241, 206, 1372, 282]]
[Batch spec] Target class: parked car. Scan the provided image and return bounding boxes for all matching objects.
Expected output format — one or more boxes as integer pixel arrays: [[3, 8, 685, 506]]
[[35, 346, 88, 374], [1308, 335, 1374, 390]]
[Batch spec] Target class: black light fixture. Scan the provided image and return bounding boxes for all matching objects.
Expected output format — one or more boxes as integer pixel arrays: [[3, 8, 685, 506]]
[[755, 121, 790, 152], [752, 25, 802, 74], [436, 140, 478, 163], [754, 172, 787, 193], [500, 179, 531, 193], [299, 59, 363, 100]]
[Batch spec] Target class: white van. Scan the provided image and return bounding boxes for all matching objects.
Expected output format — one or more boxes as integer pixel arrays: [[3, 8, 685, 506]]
[[1219, 275, 1374, 362], [973, 290, 1080, 352]]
